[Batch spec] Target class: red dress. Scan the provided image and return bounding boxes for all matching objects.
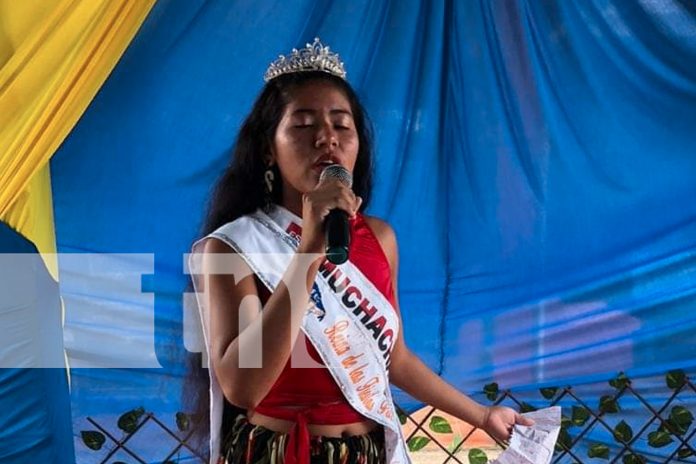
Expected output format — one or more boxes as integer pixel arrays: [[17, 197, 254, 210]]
[[251, 213, 396, 464]]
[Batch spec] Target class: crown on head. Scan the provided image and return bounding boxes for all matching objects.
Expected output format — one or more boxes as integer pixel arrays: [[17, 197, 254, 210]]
[[263, 37, 347, 82]]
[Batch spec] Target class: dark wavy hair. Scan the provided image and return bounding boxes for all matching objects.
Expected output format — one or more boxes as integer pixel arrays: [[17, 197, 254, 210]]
[[184, 71, 375, 459], [201, 70, 374, 236]]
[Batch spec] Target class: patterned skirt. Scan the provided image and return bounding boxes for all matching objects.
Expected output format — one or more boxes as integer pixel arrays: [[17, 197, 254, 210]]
[[220, 414, 386, 464]]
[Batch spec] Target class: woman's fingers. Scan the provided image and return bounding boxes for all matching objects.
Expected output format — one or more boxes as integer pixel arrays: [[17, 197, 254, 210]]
[[501, 413, 534, 441], [299, 180, 361, 253], [517, 414, 535, 426], [354, 196, 363, 216], [484, 407, 534, 442], [311, 180, 359, 217]]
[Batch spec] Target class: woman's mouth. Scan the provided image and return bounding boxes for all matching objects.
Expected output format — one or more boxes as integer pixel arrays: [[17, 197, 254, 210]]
[[312, 160, 338, 173]]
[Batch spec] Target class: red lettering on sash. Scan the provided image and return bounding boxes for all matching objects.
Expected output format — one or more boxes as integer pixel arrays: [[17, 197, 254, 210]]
[[324, 320, 350, 356], [319, 259, 337, 279], [357, 377, 379, 410], [365, 315, 386, 340], [349, 363, 369, 384], [378, 400, 394, 420], [354, 299, 378, 324], [327, 268, 350, 293], [341, 353, 364, 369], [286, 222, 302, 243], [342, 286, 362, 308], [378, 329, 394, 352]]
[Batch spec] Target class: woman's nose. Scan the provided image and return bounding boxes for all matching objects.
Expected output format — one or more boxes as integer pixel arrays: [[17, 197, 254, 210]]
[[314, 123, 339, 149]]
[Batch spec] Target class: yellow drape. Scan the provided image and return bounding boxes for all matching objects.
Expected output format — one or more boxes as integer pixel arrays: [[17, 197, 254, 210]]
[[0, 0, 156, 279]]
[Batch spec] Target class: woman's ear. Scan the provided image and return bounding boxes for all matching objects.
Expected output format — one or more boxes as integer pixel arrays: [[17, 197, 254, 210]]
[[265, 145, 276, 166], [264, 136, 276, 163]]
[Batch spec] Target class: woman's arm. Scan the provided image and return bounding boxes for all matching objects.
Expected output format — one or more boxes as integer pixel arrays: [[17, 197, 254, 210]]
[[203, 178, 361, 410], [364, 217, 532, 441], [202, 237, 322, 410]]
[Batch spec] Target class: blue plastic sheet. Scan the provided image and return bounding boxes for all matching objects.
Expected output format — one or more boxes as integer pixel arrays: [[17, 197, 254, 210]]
[[46, 0, 696, 460], [0, 223, 75, 463]]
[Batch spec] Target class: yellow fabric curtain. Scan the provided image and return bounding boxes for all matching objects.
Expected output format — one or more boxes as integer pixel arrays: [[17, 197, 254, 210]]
[[0, 0, 156, 278]]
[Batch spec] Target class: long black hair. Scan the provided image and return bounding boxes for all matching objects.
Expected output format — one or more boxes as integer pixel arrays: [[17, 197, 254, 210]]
[[201, 70, 374, 236], [184, 71, 375, 459]]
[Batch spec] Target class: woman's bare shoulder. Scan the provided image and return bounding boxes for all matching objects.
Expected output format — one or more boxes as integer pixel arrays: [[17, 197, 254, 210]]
[[362, 215, 398, 267], [362, 215, 397, 243], [202, 236, 237, 253]]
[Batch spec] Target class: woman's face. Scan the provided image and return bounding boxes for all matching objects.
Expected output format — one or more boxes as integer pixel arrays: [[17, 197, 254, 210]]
[[271, 80, 359, 198]]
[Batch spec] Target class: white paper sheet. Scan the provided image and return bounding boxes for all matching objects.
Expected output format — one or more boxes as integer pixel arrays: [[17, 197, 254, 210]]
[[491, 406, 562, 464]]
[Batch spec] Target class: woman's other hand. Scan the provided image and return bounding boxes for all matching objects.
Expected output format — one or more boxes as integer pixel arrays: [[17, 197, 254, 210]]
[[482, 406, 535, 442]]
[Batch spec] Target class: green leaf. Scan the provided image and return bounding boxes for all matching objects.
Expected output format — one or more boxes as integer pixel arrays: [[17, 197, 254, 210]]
[[447, 434, 464, 453], [659, 417, 690, 437], [175, 411, 190, 432], [468, 448, 488, 464], [622, 453, 646, 464], [587, 443, 610, 459], [397, 410, 407, 425], [669, 406, 693, 433], [540, 387, 558, 399], [613, 420, 633, 443], [483, 382, 499, 402], [407, 436, 430, 452], [666, 370, 686, 389], [117, 406, 145, 434], [520, 402, 537, 413], [80, 430, 106, 451], [647, 430, 673, 448], [678, 446, 695, 459], [555, 428, 571, 451], [609, 372, 630, 389], [571, 406, 591, 426], [599, 395, 619, 414], [664, 418, 687, 436], [429, 415, 453, 434], [561, 414, 572, 429]]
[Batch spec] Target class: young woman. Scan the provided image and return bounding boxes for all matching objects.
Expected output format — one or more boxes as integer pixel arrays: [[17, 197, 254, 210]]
[[190, 39, 532, 464]]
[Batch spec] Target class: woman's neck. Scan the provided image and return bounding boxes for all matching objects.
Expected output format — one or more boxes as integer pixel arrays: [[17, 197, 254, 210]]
[[280, 191, 303, 218]]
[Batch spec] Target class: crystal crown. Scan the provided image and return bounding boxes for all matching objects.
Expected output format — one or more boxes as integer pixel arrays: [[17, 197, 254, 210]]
[[264, 37, 346, 82]]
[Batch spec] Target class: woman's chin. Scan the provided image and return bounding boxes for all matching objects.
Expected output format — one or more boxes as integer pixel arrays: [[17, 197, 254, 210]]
[[305, 172, 322, 188]]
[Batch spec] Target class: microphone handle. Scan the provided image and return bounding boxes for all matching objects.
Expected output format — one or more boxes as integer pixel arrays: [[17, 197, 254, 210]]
[[325, 209, 350, 264]]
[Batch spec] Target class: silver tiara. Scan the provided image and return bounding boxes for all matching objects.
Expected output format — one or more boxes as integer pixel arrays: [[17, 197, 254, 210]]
[[263, 37, 347, 82]]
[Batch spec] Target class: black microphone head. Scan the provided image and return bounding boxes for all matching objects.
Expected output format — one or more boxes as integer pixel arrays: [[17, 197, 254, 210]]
[[319, 164, 353, 188]]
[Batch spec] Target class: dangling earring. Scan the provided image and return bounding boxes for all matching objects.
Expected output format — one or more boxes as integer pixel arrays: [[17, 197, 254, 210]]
[[263, 165, 275, 211], [264, 167, 275, 194]]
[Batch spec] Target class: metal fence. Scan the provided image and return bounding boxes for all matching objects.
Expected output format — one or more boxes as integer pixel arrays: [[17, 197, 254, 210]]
[[80, 370, 695, 463], [80, 409, 205, 463]]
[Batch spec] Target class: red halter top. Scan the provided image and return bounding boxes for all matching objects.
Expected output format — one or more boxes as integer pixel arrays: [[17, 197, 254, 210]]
[[251, 212, 396, 464]]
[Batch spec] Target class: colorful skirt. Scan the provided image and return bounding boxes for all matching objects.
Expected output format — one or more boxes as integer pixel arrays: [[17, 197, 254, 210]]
[[220, 414, 386, 464]]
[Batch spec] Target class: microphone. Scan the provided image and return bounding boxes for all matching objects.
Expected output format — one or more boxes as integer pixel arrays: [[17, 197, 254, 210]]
[[319, 164, 353, 264]]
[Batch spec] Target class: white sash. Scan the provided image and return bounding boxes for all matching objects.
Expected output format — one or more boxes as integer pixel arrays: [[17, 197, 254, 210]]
[[192, 206, 411, 464]]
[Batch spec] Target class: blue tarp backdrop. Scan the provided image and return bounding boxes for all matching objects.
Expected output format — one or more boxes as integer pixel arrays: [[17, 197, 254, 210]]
[[43, 0, 696, 461], [0, 224, 75, 464]]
